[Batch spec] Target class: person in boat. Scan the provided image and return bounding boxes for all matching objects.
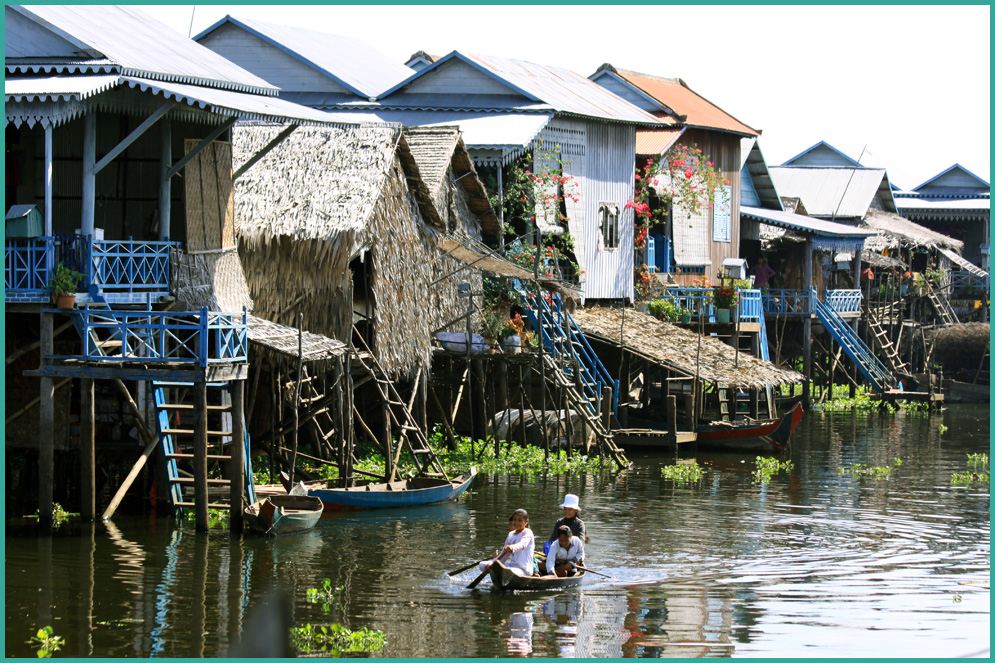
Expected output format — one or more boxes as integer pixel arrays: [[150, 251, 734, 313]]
[[546, 525, 585, 577], [479, 508, 535, 577], [538, 494, 587, 574]]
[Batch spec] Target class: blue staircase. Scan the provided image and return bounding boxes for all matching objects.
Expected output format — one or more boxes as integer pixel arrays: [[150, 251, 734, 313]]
[[521, 293, 620, 417], [813, 296, 895, 392], [155, 380, 256, 512]]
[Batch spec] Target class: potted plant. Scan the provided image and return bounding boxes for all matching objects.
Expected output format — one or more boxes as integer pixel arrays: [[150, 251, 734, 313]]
[[647, 298, 689, 323], [46, 262, 83, 308], [480, 309, 508, 353], [503, 313, 529, 354], [711, 283, 738, 323]]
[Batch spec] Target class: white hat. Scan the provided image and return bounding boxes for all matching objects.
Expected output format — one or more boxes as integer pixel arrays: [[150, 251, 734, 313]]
[[559, 494, 581, 511]]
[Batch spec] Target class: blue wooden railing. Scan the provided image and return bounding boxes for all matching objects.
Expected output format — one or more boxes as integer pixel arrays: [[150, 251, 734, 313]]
[[48, 307, 248, 366], [5, 235, 178, 302], [760, 288, 863, 316], [825, 289, 862, 313]]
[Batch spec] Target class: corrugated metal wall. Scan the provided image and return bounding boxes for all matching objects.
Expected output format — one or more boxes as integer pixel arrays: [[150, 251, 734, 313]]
[[583, 120, 635, 300]]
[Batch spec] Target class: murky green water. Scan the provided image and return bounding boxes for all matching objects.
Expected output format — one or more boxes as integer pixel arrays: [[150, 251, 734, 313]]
[[5, 405, 990, 657]]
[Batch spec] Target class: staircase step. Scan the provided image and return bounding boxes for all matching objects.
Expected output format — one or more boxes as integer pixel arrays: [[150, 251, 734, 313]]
[[159, 404, 229, 411], [166, 453, 232, 461], [161, 428, 234, 437], [170, 477, 231, 485], [173, 501, 230, 509]]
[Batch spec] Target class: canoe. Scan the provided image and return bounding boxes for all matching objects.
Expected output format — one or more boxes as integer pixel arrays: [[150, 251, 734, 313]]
[[488, 560, 586, 591], [243, 494, 324, 535], [695, 402, 804, 452], [294, 468, 477, 511]]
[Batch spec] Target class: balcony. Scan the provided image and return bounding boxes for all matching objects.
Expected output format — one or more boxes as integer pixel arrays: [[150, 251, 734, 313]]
[[5, 234, 178, 305]]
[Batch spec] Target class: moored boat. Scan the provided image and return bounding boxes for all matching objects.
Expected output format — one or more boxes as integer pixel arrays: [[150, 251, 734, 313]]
[[243, 494, 324, 535], [488, 560, 586, 591], [290, 468, 477, 511], [695, 402, 804, 452]]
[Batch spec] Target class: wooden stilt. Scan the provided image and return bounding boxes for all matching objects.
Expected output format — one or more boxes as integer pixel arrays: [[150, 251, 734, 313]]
[[229, 379, 245, 533], [667, 395, 678, 437], [429, 384, 459, 450], [39, 311, 54, 533], [750, 388, 759, 419], [80, 378, 95, 522], [194, 381, 209, 533]]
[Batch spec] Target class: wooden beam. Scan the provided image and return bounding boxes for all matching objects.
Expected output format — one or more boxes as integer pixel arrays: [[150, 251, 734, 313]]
[[232, 124, 298, 181], [194, 381, 209, 533], [166, 117, 237, 180], [93, 101, 177, 174], [230, 380, 245, 533], [80, 378, 95, 522]]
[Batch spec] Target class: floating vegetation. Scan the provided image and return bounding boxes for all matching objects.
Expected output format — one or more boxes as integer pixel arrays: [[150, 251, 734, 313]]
[[289, 623, 386, 655], [306, 578, 344, 615], [27, 502, 77, 527], [752, 456, 793, 484], [938, 424, 949, 434], [951, 453, 990, 486], [661, 461, 705, 485], [816, 385, 875, 411], [837, 463, 893, 479], [27, 626, 63, 658], [181, 507, 230, 530]]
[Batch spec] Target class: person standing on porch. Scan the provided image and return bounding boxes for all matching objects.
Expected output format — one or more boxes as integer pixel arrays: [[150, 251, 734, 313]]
[[751, 257, 776, 288]]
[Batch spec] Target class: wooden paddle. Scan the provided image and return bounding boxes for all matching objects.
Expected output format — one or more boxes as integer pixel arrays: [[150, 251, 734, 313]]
[[536, 552, 612, 579], [448, 559, 487, 577], [467, 552, 506, 589]]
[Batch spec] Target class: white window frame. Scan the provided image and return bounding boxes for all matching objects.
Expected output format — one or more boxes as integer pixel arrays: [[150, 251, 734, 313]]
[[712, 184, 733, 243], [599, 202, 620, 251]]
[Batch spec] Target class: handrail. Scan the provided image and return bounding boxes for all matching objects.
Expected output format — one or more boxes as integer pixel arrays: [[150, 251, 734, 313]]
[[51, 306, 248, 366]]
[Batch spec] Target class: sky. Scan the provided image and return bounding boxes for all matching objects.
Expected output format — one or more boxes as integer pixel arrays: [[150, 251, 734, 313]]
[[132, 4, 991, 190]]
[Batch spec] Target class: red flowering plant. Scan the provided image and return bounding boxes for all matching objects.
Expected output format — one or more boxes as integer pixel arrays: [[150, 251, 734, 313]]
[[626, 144, 730, 226], [711, 283, 739, 309]]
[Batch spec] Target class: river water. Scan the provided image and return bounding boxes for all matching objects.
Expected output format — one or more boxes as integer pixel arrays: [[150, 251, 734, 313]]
[[5, 405, 990, 657]]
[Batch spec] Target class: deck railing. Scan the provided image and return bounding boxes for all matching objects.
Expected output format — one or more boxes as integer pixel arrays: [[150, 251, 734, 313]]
[[761, 289, 812, 315], [50, 307, 248, 366], [5, 234, 178, 302], [825, 289, 862, 313], [659, 287, 763, 322]]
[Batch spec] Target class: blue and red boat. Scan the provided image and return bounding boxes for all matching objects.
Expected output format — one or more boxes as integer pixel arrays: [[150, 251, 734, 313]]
[[695, 402, 804, 452]]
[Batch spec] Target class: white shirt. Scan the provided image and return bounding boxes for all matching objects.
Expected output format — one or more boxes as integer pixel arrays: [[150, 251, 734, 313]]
[[547, 535, 584, 569], [501, 527, 535, 576]]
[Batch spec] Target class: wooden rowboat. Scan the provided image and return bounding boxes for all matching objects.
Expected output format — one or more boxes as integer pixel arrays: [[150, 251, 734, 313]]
[[243, 494, 324, 535], [488, 559, 586, 591], [695, 402, 804, 452], [287, 468, 477, 511]]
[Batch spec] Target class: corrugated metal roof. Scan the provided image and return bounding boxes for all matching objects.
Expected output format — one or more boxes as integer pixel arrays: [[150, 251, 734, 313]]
[[5, 75, 120, 101], [5, 75, 358, 126], [312, 109, 552, 149], [7, 5, 278, 95], [741, 206, 875, 238], [635, 127, 684, 155], [768, 166, 895, 218], [380, 52, 661, 126], [194, 16, 415, 99], [606, 66, 758, 136]]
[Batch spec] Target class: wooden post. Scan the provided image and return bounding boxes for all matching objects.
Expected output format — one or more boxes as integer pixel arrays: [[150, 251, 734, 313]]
[[729, 385, 738, 420], [601, 385, 613, 445], [684, 393, 695, 431], [80, 378, 95, 522], [190, 535, 208, 657], [750, 388, 759, 419], [194, 381, 209, 533], [39, 311, 54, 533], [620, 353, 631, 428], [82, 112, 96, 237], [667, 395, 678, 436], [229, 379, 245, 533], [159, 118, 171, 241], [345, 353, 355, 487], [803, 237, 813, 406], [268, 367, 277, 483], [518, 364, 527, 449], [381, 385, 394, 482]]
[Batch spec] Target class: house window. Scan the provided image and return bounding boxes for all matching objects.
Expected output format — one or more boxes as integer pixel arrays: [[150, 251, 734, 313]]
[[712, 184, 732, 243], [599, 202, 620, 250]]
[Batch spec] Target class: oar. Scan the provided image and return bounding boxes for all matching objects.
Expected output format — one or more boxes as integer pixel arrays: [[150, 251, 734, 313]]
[[467, 552, 506, 589], [536, 552, 612, 579], [448, 559, 488, 577]]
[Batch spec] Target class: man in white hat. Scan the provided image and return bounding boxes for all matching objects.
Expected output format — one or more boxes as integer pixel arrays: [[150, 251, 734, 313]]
[[538, 494, 588, 574]]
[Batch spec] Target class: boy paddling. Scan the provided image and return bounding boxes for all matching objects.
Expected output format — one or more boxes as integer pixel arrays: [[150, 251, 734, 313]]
[[538, 494, 587, 574]]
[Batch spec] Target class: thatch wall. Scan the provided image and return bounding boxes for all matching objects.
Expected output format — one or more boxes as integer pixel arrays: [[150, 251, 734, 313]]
[[572, 306, 804, 388], [927, 322, 990, 375]]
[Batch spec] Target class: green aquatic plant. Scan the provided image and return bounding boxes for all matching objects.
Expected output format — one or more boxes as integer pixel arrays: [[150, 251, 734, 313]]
[[27, 625, 64, 658], [289, 622, 386, 655], [306, 578, 344, 615], [815, 385, 875, 411], [951, 453, 989, 486], [181, 507, 229, 530], [937, 424, 949, 434], [837, 463, 893, 479], [752, 456, 793, 484], [661, 461, 705, 484]]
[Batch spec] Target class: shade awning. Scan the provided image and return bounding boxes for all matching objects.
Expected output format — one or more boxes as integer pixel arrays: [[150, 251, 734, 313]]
[[247, 315, 347, 362], [860, 250, 907, 270], [936, 246, 988, 277]]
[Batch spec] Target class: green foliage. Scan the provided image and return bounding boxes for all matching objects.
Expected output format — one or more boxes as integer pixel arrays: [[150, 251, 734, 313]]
[[30, 502, 77, 527], [306, 578, 345, 616], [289, 622, 386, 656], [647, 298, 688, 322], [752, 456, 794, 484], [46, 262, 83, 296], [815, 385, 876, 411], [837, 463, 894, 479], [661, 461, 705, 484], [951, 453, 989, 486], [28, 626, 64, 658], [181, 507, 230, 530], [938, 424, 949, 434], [437, 437, 617, 475]]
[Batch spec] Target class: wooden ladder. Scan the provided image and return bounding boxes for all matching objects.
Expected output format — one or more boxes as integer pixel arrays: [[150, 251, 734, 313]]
[[865, 307, 909, 374], [925, 280, 959, 325], [540, 353, 629, 470], [350, 327, 449, 482]]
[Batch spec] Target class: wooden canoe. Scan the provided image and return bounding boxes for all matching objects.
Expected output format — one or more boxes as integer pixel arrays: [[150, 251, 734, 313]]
[[293, 468, 477, 511], [488, 560, 586, 591], [695, 402, 804, 452], [243, 494, 324, 535]]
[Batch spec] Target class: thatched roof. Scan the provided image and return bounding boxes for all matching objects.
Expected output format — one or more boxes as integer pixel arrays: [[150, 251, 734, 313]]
[[862, 208, 963, 252], [571, 306, 804, 388], [401, 126, 499, 235], [246, 315, 347, 363], [860, 250, 907, 270], [927, 322, 990, 374]]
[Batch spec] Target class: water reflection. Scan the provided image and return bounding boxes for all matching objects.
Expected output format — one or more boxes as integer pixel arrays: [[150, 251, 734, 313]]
[[3, 406, 990, 657]]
